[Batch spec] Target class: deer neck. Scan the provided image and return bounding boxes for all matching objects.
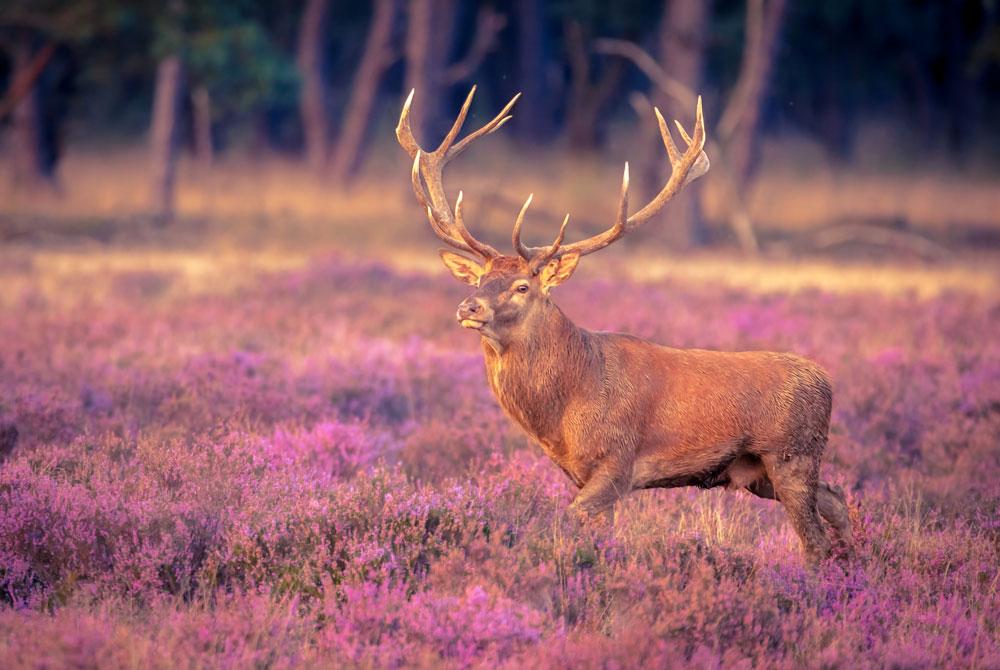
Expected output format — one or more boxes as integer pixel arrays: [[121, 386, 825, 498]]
[[480, 301, 593, 443]]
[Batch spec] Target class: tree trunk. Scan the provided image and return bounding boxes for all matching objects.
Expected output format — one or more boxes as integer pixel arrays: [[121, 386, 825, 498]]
[[943, 0, 973, 163], [298, 0, 330, 170], [405, 0, 446, 143], [149, 55, 184, 222], [719, 0, 786, 188], [329, 0, 398, 184], [9, 35, 56, 188], [514, 0, 551, 142], [646, 0, 710, 249], [564, 20, 624, 150], [818, 76, 854, 164], [405, 0, 505, 142], [191, 85, 214, 166]]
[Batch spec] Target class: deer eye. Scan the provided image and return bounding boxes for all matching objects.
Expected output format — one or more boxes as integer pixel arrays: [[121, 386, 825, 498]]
[[515, 284, 529, 293]]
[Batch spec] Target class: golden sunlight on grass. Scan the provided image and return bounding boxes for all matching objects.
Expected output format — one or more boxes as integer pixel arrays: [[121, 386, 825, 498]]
[[3, 237, 996, 312], [388, 249, 999, 298], [613, 252, 999, 298], [2, 143, 998, 308], [0, 248, 311, 308], [3, 142, 1000, 238]]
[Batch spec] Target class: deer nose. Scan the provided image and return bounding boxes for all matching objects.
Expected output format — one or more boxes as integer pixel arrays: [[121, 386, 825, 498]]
[[457, 298, 482, 320]]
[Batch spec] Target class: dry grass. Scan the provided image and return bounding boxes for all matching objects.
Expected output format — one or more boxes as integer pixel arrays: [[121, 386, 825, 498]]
[[0, 248, 312, 308], [3, 237, 996, 315], [3, 138, 1000, 234], [2, 140, 999, 305]]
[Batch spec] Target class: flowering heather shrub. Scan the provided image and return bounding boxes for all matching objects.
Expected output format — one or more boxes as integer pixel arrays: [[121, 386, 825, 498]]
[[267, 421, 389, 479], [1, 255, 998, 667], [322, 583, 542, 666]]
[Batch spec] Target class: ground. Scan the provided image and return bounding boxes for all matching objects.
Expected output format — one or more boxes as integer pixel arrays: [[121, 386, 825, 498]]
[[0, 149, 998, 667]]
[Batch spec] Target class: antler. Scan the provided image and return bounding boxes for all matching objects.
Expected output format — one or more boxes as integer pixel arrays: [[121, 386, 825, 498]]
[[512, 194, 571, 271], [515, 97, 709, 262], [397, 85, 520, 260]]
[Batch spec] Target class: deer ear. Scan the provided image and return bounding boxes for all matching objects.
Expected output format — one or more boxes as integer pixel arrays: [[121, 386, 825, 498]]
[[439, 250, 485, 286], [539, 251, 580, 292]]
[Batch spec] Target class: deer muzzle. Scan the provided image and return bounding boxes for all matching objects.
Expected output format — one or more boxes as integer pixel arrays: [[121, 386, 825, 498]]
[[456, 297, 491, 330]]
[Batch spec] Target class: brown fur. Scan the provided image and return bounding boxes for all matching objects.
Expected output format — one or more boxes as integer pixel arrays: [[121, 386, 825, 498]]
[[445, 253, 851, 563]]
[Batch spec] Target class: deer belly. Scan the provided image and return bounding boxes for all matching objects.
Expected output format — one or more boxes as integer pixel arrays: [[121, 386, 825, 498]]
[[631, 448, 761, 491], [631, 458, 725, 489], [724, 454, 766, 489]]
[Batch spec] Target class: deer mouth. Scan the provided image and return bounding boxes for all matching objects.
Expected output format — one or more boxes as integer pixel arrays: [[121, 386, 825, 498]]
[[459, 318, 487, 330]]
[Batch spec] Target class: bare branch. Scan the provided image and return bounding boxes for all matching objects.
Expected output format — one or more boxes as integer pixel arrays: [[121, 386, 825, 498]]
[[0, 42, 56, 121], [809, 223, 950, 260], [441, 8, 507, 85], [594, 38, 697, 111]]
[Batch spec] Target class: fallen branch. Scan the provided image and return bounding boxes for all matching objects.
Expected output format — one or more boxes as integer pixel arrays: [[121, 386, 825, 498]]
[[807, 223, 951, 260]]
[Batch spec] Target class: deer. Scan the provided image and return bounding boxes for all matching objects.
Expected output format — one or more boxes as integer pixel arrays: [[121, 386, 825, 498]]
[[396, 86, 851, 563]]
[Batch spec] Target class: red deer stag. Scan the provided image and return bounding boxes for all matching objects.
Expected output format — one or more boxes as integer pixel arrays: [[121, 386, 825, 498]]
[[396, 86, 851, 562]]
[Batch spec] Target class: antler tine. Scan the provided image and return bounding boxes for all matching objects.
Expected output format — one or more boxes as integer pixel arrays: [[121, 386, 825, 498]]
[[511, 193, 578, 268], [455, 191, 502, 258], [397, 87, 521, 260], [624, 97, 707, 227], [654, 107, 680, 164], [682, 95, 710, 187], [412, 151, 477, 254], [673, 96, 706, 149], [512, 193, 535, 260], [449, 92, 521, 161], [396, 89, 420, 158], [673, 119, 692, 145], [626, 96, 707, 226], [551, 214, 570, 252], [614, 161, 629, 233], [530, 213, 571, 270], [436, 85, 477, 155], [554, 97, 709, 258], [409, 151, 431, 210]]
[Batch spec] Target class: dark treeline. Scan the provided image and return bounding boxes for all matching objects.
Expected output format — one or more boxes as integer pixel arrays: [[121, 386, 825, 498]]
[[1, 0, 998, 231]]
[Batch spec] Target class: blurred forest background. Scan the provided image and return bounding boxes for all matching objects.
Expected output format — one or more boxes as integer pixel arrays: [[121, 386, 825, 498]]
[[2, 0, 1000, 271]]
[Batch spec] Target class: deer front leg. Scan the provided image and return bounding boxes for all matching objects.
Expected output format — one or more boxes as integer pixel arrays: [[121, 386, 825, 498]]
[[567, 457, 632, 523]]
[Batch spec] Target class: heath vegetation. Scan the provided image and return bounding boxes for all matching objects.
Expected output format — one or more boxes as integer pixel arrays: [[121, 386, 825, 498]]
[[3, 0, 1000, 666], [1, 240, 998, 667]]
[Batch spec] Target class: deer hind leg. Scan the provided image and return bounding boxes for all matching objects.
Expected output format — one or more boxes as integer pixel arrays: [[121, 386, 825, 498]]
[[817, 481, 851, 543], [748, 475, 851, 543], [761, 453, 831, 563]]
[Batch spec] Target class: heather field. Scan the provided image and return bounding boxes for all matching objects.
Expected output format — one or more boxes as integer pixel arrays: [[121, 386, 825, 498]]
[[1, 238, 999, 668], [4, 0, 1000, 665]]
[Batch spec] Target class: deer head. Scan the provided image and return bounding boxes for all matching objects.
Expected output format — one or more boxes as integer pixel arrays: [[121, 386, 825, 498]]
[[396, 86, 709, 350]]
